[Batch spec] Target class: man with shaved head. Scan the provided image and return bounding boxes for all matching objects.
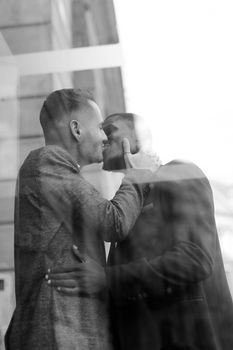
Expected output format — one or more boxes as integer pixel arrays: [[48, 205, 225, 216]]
[[5, 90, 158, 350], [48, 112, 233, 350]]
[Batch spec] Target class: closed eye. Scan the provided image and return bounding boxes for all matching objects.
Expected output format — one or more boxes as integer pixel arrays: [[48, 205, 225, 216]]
[[103, 124, 118, 136]]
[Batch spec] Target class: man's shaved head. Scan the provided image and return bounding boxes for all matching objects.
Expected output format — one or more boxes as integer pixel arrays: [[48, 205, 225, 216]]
[[39, 88, 106, 166], [40, 89, 95, 144]]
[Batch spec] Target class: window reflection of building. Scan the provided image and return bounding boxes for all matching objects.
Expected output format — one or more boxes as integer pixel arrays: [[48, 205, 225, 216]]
[[1, 1, 233, 348]]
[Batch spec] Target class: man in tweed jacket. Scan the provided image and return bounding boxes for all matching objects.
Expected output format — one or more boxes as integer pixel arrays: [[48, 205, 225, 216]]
[[5, 91, 156, 350]]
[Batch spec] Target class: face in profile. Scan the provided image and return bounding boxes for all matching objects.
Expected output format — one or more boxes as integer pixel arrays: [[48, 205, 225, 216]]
[[102, 117, 138, 171], [77, 101, 107, 165]]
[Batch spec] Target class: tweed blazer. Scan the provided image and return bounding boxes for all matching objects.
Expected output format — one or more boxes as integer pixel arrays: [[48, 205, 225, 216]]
[[5, 145, 146, 350]]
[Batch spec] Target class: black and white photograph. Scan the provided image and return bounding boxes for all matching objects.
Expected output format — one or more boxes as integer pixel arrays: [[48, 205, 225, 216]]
[[0, 1, 233, 349]]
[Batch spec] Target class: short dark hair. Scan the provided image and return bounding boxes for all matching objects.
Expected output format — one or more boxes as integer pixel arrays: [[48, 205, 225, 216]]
[[40, 88, 94, 135], [104, 112, 153, 154], [104, 112, 136, 126]]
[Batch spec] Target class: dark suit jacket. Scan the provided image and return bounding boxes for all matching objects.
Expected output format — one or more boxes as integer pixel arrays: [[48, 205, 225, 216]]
[[5, 145, 147, 350], [107, 161, 233, 350]]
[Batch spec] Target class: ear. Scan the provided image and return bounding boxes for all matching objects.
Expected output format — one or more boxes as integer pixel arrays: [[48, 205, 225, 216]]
[[70, 120, 81, 142]]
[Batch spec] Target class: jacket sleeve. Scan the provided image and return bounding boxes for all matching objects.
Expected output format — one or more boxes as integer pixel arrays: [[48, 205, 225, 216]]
[[106, 165, 217, 301], [68, 169, 150, 243], [40, 148, 150, 244]]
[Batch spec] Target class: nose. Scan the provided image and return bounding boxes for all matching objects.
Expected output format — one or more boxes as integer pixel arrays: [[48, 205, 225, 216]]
[[101, 129, 108, 142]]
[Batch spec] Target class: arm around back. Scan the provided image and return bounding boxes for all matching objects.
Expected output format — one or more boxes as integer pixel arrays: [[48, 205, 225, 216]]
[[106, 162, 217, 301]]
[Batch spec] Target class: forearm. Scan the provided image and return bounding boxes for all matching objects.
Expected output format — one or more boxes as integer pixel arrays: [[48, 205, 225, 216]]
[[69, 171, 150, 243], [98, 171, 150, 242], [106, 240, 214, 302]]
